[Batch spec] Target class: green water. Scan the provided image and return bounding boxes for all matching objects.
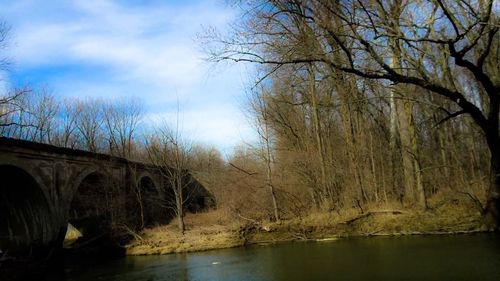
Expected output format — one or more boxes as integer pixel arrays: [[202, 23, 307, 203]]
[[56, 234, 500, 281]]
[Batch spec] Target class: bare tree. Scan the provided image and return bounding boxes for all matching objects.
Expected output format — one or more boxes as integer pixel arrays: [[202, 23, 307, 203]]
[[189, 144, 225, 201], [0, 89, 29, 132], [0, 22, 30, 133], [249, 87, 280, 222], [52, 98, 80, 148], [23, 88, 59, 144], [204, 0, 500, 226], [145, 119, 193, 234], [74, 98, 105, 153], [102, 98, 143, 159]]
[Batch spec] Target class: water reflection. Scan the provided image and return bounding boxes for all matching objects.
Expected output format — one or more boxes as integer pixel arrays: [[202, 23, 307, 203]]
[[52, 234, 500, 281]]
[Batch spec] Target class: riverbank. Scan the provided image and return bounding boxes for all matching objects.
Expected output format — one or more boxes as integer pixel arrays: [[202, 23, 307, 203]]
[[125, 197, 489, 256]]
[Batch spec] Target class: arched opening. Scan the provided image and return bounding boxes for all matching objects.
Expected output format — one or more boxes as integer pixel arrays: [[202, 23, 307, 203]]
[[67, 171, 121, 252], [135, 176, 169, 228], [185, 178, 215, 213], [0, 165, 52, 256]]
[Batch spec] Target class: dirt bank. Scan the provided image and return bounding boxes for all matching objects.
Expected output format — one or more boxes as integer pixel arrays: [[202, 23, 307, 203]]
[[125, 199, 489, 256]]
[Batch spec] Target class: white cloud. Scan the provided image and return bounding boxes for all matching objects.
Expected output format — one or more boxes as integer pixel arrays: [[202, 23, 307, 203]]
[[0, 0, 257, 151], [9, 0, 225, 85], [145, 103, 254, 154]]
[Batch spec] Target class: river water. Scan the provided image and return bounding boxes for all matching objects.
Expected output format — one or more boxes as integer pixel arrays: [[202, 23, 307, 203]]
[[52, 234, 499, 281]]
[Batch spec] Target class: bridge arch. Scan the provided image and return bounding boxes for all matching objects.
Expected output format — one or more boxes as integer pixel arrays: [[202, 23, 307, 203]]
[[66, 167, 120, 247], [0, 159, 51, 203], [136, 171, 160, 192], [69, 166, 112, 202], [134, 172, 167, 228], [0, 164, 53, 255]]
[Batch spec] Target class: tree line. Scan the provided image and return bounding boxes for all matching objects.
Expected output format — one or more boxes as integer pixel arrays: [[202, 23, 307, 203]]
[[2, 0, 499, 231], [200, 0, 499, 226], [0, 89, 142, 157]]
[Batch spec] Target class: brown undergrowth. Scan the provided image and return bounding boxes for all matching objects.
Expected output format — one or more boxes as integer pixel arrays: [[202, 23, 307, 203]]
[[126, 209, 244, 255], [125, 194, 488, 256]]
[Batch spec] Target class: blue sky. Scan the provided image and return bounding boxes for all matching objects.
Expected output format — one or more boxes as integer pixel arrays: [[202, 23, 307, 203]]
[[0, 0, 255, 154]]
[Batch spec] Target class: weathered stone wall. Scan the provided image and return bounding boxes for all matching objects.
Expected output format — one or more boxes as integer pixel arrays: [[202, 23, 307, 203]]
[[0, 137, 212, 256]]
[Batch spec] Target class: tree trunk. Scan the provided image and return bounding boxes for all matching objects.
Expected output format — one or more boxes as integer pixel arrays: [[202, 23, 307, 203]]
[[409, 106, 426, 208], [264, 114, 280, 222], [308, 65, 330, 208], [397, 97, 416, 201], [136, 187, 145, 229], [176, 193, 185, 234], [486, 141, 500, 228], [483, 91, 500, 228], [389, 84, 400, 198], [269, 183, 280, 222], [175, 178, 185, 234]]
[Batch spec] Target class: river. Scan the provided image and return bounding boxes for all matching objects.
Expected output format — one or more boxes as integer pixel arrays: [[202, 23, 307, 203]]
[[48, 234, 499, 281]]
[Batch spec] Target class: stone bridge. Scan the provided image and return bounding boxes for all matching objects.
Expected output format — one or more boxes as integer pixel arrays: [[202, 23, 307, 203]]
[[0, 137, 211, 256]]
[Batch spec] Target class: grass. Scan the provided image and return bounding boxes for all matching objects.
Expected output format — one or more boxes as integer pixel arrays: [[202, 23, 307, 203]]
[[126, 210, 245, 255], [125, 195, 488, 256]]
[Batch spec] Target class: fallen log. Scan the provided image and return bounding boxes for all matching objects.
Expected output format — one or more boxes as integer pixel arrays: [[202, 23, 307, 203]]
[[341, 210, 405, 225]]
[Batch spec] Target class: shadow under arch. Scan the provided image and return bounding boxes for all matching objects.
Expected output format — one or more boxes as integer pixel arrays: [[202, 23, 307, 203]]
[[136, 171, 160, 193], [134, 174, 172, 228], [66, 169, 123, 255], [0, 165, 53, 256], [68, 166, 104, 201]]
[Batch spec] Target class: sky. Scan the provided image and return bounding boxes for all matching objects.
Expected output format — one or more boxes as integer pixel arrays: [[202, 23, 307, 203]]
[[0, 0, 255, 154]]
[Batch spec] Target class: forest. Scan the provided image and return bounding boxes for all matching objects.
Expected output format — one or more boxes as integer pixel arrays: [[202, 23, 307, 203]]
[[1, 0, 499, 237]]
